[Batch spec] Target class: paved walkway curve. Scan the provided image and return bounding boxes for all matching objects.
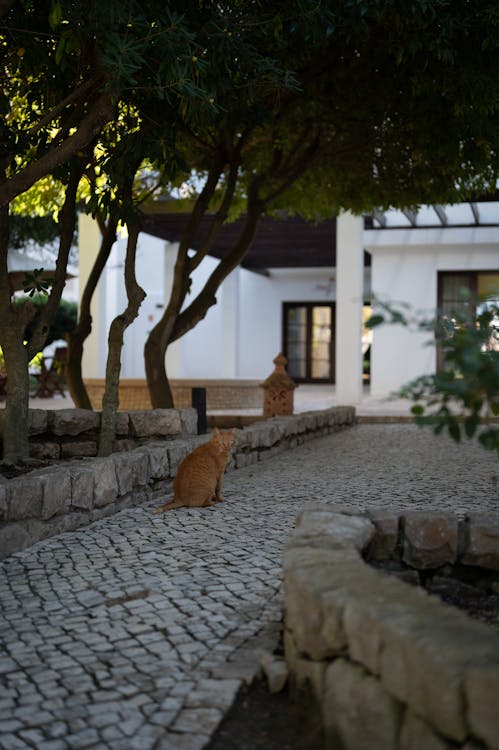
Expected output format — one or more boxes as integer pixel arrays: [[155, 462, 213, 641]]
[[1, 425, 497, 750]]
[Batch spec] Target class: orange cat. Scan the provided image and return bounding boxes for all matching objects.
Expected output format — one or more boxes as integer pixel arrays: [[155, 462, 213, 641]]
[[154, 428, 237, 512]]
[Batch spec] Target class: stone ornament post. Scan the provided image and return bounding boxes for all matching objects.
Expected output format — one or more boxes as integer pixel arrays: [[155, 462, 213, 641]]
[[261, 353, 297, 417]]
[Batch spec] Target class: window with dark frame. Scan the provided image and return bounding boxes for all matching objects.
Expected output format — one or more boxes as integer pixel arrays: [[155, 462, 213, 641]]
[[437, 270, 499, 370], [282, 302, 335, 383]]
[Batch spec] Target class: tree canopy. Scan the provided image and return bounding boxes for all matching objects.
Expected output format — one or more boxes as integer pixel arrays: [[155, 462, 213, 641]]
[[141, 0, 499, 406], [1, 0, 499, 460]]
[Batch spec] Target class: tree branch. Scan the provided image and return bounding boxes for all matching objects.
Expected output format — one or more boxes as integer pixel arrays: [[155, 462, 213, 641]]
[[188, 158, 240, 272], [66, 215, 118, 409], [98, 220, 146, 456], [0, 91, 115, 207], [177, 154, 225, 258], [262, 133, 321, 206], [161, 153, 226, 327], [170, 180, 264, 342], [0, 192, 12, 320], [27, 161, 84, 358], [27, 75, 102, 138]]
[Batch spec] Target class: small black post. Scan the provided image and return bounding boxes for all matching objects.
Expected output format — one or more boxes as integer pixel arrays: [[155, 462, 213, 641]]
[[191, 387, 207, 434]]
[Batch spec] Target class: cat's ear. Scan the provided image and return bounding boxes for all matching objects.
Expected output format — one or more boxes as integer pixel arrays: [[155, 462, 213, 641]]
[[213, 427, 220, 435]]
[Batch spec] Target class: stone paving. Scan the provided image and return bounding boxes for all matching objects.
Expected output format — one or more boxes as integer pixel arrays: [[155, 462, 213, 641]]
[[0, 424, 497, 750]]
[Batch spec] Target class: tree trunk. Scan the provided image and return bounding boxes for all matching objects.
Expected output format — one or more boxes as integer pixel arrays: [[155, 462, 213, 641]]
[[1, 334, 30, 465], [143, 235, 191, 408], [98, 223, 145, 456], [144, 194, 263, 409], [27, 163, 84, 359], [144, 325, 175, 408], [0, 199, 33, 464], [66, 329, 92, 409], [143, 157, 231, 408], [66, 217, 117, 409]]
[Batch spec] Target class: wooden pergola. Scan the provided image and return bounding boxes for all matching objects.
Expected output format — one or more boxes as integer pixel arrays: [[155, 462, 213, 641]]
[[140, 212, 371, 273]]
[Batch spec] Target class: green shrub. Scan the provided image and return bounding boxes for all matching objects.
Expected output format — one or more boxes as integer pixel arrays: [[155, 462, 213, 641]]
[[367, 300, 499, 455]]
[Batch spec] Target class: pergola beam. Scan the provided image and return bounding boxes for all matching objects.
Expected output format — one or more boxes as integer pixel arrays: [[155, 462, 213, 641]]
[[469, 202, 480, 224], [403, 209, 417, 227], [373, 209, 387, 228], [433, 204, 448, 226]]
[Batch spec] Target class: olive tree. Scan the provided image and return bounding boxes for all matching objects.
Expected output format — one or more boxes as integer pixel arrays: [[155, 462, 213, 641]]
[[143, 0, 499, 407], [0, 0, 219, 464]]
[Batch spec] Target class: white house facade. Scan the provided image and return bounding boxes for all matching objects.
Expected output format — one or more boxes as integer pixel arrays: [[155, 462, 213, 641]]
[[366, 224, 499, 397], [78, 203, 499, 406]]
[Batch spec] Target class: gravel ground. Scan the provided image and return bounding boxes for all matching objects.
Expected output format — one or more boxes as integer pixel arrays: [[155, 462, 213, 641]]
[[0, 424, 497, 750]]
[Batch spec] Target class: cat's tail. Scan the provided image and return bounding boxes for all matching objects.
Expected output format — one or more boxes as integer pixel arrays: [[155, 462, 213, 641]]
[[153, 498, 183, 513]]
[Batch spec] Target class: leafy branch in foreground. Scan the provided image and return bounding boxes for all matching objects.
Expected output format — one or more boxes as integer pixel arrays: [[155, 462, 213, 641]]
[[367, 300, 499, 454]]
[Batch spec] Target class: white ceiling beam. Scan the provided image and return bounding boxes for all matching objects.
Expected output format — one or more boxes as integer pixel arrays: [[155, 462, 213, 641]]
[[402, 209, 417, 226], [373, 209, 387, 228], [433, 204, 448, 226], [469, 202, 480, 224]]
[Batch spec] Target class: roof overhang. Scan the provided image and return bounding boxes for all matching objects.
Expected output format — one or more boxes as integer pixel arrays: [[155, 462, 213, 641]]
[[140, 192, 499, 272], [140, 212, 372, 272]]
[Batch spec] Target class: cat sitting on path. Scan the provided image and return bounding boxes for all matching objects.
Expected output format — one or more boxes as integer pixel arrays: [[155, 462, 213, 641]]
[[154, 428, 237, 513]]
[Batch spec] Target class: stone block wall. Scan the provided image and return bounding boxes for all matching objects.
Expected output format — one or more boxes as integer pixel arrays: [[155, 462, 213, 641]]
[[284, 506, 499, 750], [0, 407, 198, 461], [84, 378, 263, 411], [0, 406, 355, 560]]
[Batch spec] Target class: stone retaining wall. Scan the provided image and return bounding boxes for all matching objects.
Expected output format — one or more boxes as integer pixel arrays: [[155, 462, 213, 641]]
[[0, 407, 198, 460], [284, 506, 499, 750], [0, 406, 355, 560], [84, 378, 263, 411]]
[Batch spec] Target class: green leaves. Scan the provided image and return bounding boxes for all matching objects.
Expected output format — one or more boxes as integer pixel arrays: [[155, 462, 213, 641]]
[[48, 1, 63, 29], [386, 301, 499, 455], [22, 269, 53, 297], [365, 313, 385, 329]]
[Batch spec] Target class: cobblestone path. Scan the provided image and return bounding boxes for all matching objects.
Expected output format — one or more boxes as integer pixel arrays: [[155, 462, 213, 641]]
[[1, 425, 497, 750]]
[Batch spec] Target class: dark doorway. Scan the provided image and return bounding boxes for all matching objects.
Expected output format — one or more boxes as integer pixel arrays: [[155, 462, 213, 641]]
[[283, 303, 335, 383]]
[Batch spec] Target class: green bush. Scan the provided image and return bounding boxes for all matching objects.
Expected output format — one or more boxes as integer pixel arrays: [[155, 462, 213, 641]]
[[367, 300, 499, 455]]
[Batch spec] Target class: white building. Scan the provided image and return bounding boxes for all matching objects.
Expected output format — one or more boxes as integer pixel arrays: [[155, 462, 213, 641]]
[[79, 199, 499, 405]]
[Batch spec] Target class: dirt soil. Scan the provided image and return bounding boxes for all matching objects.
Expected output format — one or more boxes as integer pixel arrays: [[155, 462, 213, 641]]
[[206, 678, 322, 750]]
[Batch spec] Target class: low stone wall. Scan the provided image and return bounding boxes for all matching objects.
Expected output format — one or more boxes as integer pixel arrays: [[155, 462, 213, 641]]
[[84, 378, 263, 411], [0, 406, 355, 560], [0, 407, 198, 460], [284, 506, 499, 750]]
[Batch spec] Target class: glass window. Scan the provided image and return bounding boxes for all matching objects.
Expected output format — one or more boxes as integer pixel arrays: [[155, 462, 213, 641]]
[[311, 307, 331, 379], [437, 270, 499, 368], [286, 306, 307, 379], [284, 303, 334, 382]]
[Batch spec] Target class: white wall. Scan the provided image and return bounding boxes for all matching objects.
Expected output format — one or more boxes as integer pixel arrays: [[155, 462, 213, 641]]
[[165, 253, 224, 379], [80, 222, 169, 379], [79, 215, 107, 378], [238, 267, 336, 378], [366, 227, 499, 397], [117, 232, 167, 378], [167, 265, 337, 380], [88, 225, 358, 381]]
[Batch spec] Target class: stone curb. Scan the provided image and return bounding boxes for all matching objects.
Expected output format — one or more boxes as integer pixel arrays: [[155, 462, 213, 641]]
[[284, 505, 499, 750], [0, 406, 355, 559]]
